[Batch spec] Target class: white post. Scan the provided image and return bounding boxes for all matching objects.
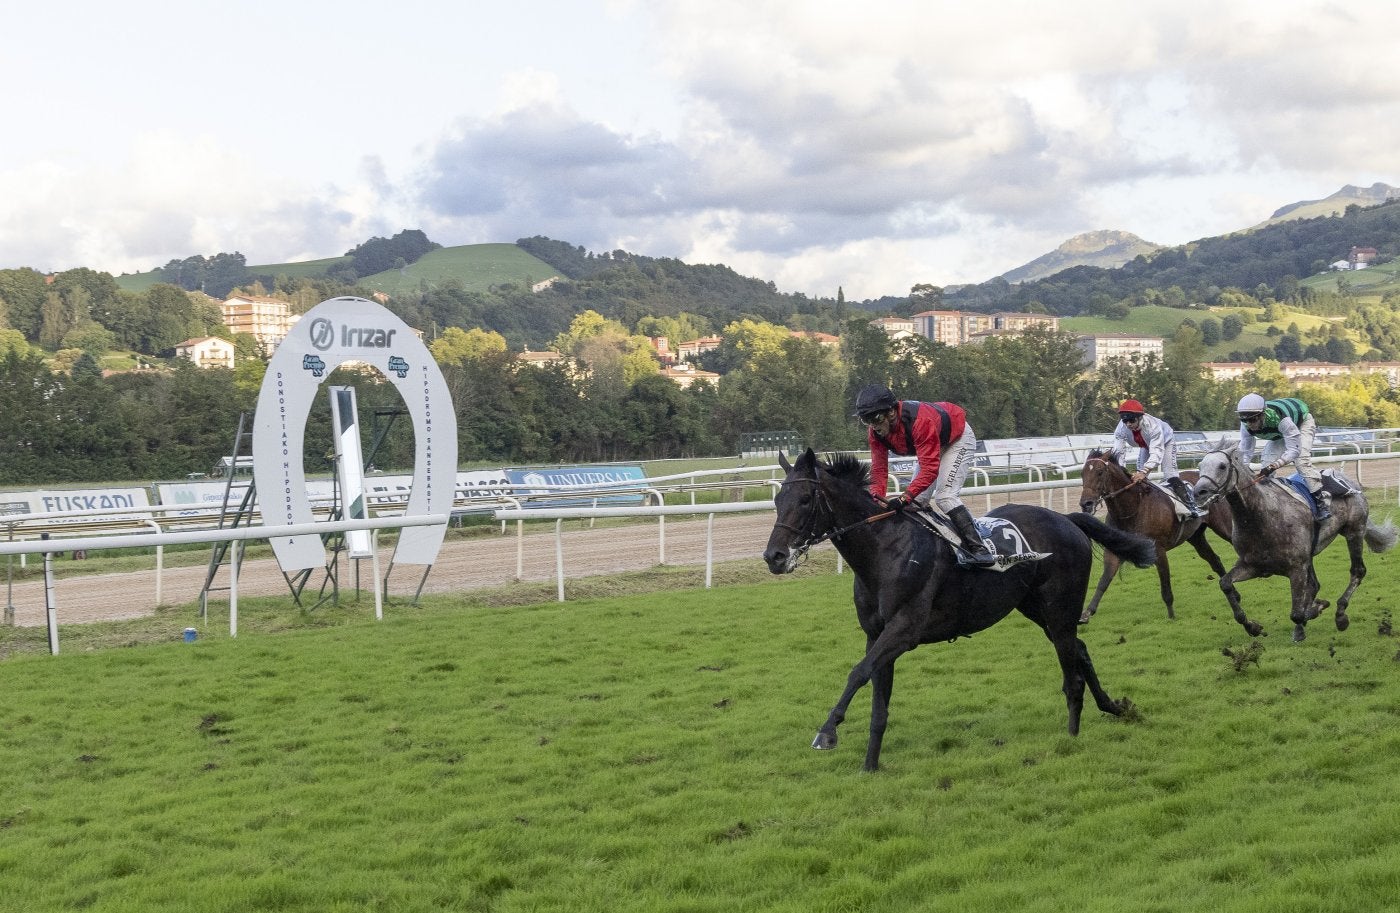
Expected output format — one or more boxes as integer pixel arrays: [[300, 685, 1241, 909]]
[[554, 519, 565, 602], [229, 539, 240, 638], [705, 513, 714, 588], [371, 529, 383, 621], [42, 536, 58, 655]]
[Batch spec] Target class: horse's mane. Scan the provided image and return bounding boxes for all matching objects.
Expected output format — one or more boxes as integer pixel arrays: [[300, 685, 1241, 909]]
[[1087, 447, 1120, 465], [819, 451, 872, 490]]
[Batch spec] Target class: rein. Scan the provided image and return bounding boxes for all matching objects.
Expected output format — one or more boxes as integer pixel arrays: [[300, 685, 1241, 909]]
[[775, 476, 898, 562]]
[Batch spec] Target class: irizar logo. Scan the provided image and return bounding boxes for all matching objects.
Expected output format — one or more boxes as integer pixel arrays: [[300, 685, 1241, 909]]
[[307, 316, 398, 351], [342, 325, 397, 348], [302, 354, 327, 377], [387, 356, 410, 378]]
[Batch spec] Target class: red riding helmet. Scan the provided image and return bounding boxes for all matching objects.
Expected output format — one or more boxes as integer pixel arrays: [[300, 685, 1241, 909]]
[[1117, 399, 1145, 416]]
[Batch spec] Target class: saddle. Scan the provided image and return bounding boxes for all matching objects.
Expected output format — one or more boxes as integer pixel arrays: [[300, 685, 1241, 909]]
[[910, 509, 1051, 572], [1152, 482, 1199, 521], [1274, 469, 1358, 520]]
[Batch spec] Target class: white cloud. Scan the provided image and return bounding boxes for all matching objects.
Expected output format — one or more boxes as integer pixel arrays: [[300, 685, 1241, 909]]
[[3, 0, 1399, 301]]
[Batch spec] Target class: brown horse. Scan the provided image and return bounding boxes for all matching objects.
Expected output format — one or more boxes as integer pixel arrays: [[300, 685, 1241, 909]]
[[1077, 449, 1234, 623]]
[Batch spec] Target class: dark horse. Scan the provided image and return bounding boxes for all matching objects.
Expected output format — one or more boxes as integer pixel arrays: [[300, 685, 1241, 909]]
[[1077, 449, 1235, 623], [1192, 440, 1397, 642], [763, 449, 1157, 771]]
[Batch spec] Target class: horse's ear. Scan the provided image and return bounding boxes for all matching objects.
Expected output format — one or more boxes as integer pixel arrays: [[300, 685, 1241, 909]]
[[778, 451, 792, 473], [794, 447, 816, 471]]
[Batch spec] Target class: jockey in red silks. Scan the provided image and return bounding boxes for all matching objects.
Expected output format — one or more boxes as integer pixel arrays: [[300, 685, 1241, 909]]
[[854, 383, 996, 566]]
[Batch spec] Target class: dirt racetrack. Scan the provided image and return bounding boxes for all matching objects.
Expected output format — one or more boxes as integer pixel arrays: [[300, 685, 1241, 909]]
[[3, 512, 787, 628]]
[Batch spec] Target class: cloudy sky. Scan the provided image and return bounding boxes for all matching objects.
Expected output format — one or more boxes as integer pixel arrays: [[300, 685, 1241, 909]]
[[4, 0, 1398, 301]]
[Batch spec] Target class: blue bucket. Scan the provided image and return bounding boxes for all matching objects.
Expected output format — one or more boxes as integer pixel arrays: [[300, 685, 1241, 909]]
[[183, 628, 198, 643]]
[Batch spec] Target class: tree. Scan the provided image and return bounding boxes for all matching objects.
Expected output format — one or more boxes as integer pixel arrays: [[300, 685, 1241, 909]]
[[0, 268, 48, 338], [430, 327, 507, 366]]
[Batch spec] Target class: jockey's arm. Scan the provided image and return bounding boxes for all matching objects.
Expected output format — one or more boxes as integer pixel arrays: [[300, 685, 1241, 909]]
[[1239, 426, 1257, 464], [1141, 418, 1166, 472], [1276, 416, 1303, 464]]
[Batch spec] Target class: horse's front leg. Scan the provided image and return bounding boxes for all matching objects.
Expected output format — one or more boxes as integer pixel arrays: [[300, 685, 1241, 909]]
[[1219, 562, 1266, 637], [813, 613, 920, 771], [1288, 562, 1320, 642], [1080, 550, 1121, 623], [863, 661, 895, 772]]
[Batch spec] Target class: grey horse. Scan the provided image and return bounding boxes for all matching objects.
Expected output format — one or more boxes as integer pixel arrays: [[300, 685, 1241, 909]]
[[1191, 440, 1397, 642]]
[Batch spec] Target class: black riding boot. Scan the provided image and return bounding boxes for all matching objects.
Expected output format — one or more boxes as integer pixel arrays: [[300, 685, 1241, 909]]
[[948, 505, 997, 566], [1313, 488, 1332, 521], [1167, 477, 1204, 517]]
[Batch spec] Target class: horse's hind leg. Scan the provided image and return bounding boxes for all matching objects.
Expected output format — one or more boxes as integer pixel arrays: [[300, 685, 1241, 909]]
[[1080, 551, 1121, 624], [1075, 639, 1126, 717], [1333, 528, 1367, 632], [1154, 549, 1175, 620], [1049, 632, 1087, 735]]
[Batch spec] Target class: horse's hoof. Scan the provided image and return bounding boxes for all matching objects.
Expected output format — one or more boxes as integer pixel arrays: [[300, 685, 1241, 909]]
[[1336, 614, 1350, 632], [812, 732, 837, 751], [1293, 625, 1307, 643], [1078, 611, 1091, 625], [1246, 622, 1265, 637]]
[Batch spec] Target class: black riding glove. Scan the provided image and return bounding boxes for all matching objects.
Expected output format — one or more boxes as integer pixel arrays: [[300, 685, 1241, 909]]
[[887, 494, 910, 512]]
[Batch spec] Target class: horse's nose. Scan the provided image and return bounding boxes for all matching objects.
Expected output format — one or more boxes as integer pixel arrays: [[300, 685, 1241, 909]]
[[763, 547, 788, 573], [1079, 500, 1095, 514]]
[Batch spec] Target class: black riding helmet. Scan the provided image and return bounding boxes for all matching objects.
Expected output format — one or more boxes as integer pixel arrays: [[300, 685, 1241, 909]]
[[853, 383, 898, 420]]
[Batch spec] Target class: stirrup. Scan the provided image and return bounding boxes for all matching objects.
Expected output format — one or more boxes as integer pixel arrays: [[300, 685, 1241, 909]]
[[959, 545, 998, 567]]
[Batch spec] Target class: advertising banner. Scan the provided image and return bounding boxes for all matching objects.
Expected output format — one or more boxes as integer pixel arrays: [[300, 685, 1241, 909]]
[[504, 465, 647, 507], [0, 488, 152, 524]]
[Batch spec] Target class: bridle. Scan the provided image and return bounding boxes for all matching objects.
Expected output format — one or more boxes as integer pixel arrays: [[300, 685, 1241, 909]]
[[1193, 450, 1259, 508], [1081, 457, 1141, 513], [774, 474, 897, 563]]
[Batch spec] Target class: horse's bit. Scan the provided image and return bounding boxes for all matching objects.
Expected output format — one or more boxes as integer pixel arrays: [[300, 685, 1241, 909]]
[[1193, 455, 1239, 509]]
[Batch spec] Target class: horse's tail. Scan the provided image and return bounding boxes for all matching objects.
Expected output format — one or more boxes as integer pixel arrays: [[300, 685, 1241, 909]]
[[1067, 512, 1157, 568], [1364, 516, 1399, 553]]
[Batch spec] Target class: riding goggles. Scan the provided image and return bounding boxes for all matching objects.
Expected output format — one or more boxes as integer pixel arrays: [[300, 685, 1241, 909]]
[[1119, 413, 1142, 422], [1239, 411, 1263, 423], [859, 412, 890, 427]]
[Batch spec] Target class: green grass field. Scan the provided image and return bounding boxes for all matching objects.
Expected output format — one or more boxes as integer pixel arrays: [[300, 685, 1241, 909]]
[[1, 537, 1398, 912]]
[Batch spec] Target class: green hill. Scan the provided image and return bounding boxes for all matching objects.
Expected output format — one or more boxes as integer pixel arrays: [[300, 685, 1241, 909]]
[[114, 244, 556, 296], [1001, 230, 1163, 284], [1253, 182, 1399, 229], [1060, 305, 1362, 361], [353, 243, 558, 295], [1299, 257, 1400, 300]]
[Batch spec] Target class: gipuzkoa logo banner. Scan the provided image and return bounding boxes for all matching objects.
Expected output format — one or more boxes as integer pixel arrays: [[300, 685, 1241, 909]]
[[253, 296, 456, 573]]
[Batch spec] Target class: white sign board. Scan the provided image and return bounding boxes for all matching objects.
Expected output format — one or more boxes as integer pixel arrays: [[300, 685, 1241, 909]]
[[253, 297, 456, 571]]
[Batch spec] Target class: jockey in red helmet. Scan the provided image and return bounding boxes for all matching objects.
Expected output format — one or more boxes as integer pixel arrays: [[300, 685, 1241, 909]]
[[1110, 399, 1203, 516], [854, 383, 996, 566]]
